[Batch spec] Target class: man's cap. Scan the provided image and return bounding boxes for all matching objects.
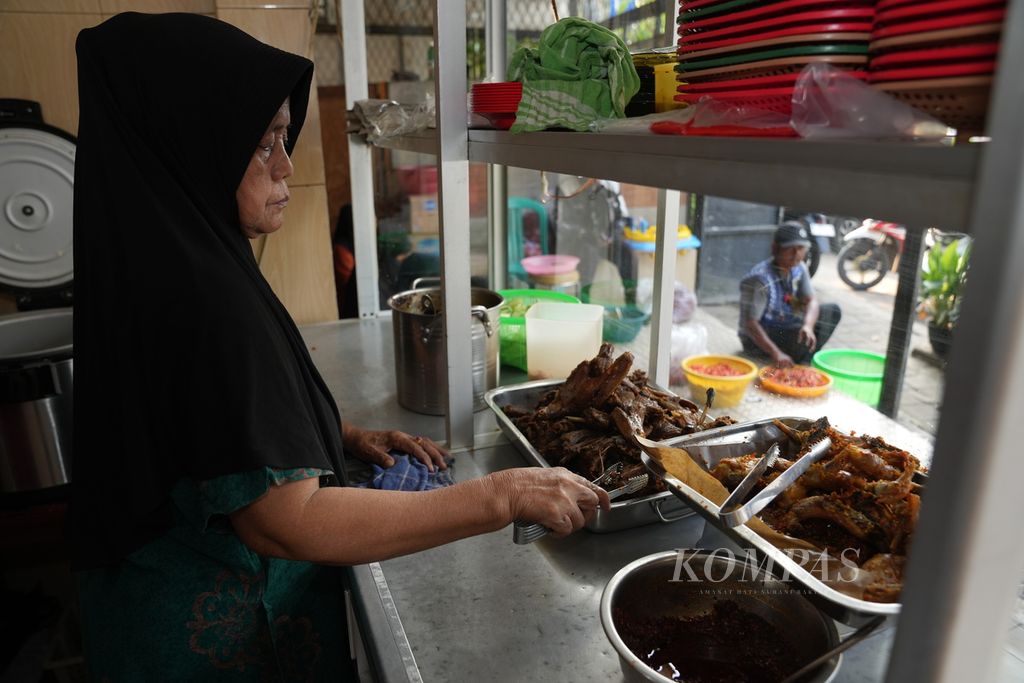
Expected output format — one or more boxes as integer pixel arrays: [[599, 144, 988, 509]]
[[774, 221, 812, 248]]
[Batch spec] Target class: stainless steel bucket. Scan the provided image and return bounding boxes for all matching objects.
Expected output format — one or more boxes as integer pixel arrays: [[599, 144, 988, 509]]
[[387, 287, 503, 415], [0, 308, 74, 493]]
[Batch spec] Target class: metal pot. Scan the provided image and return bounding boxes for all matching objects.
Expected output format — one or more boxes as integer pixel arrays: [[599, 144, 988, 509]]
[[0, 308, 73, 493], [387, 287, 503, 415], [601, 550, 840, 683]]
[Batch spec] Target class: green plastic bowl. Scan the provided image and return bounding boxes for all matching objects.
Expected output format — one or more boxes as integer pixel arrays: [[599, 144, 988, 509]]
[[497, 289, 580, 370], [812, 349, 886, 407], [580, 281, 651, 343]]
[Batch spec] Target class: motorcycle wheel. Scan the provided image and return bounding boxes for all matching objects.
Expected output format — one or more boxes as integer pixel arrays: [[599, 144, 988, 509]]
[[806, 238, 821, 277], [837, 240, 891, 290]]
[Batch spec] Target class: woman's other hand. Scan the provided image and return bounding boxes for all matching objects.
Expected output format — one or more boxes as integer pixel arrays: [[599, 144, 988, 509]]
[[343, 424, 449, 472], [491, 467, 612, 538]]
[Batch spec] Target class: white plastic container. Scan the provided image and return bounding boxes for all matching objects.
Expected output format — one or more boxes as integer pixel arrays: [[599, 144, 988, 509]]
[[525, 302, 604, 379]]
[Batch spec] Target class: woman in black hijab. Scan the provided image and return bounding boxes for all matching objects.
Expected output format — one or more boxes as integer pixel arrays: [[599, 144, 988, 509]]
[[71, 13, 607, 680]]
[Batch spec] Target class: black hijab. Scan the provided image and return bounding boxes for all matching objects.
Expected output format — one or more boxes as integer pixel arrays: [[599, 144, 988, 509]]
[[70, 13, 345, 568]]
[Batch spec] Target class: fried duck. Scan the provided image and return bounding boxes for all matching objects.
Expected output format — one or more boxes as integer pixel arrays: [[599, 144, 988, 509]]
[[710, 419, 924, 602], [504, 343, 734, 497]]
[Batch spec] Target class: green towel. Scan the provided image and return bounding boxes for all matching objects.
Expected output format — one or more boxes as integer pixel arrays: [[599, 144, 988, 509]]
[[507, 17, 640, 133]]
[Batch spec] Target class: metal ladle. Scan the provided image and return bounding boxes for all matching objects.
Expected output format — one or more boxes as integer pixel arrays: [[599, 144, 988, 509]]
[[780, 616, 886, 683]]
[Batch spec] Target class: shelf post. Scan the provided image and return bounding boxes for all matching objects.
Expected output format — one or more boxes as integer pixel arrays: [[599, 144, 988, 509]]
[[886, 1, 1024, 678], [650, 189, 680, 387], [486, 0, 508, 290], [877, 226, 924, 417], [340, 0, 381, 319], [433, 0, 474, 449]]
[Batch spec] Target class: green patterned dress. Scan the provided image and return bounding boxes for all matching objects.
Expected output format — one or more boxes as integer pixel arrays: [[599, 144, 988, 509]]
[[78, 468, 354, 682]]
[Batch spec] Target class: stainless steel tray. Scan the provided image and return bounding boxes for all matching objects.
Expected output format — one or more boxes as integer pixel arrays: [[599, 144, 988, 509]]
[[648, 416, 910, 625], [484, 379, 695, 533]]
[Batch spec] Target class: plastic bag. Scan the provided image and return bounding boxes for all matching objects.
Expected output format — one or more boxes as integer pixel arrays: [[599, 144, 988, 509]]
[[633, 280, 698, 322], [791, 63, 949, 140], [669, 322, 709, 386], [348, 98, 435, 144]]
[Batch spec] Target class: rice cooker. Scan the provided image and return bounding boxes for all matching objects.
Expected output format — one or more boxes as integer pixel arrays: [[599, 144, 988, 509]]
[[0, 99, 75, 497]]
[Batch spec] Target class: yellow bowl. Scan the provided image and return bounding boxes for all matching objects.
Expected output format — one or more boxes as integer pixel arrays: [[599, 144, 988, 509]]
[[681, 354, 758, 408]]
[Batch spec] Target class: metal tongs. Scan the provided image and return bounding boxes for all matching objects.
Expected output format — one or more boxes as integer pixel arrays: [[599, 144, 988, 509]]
[[719, 437, 833, 528]]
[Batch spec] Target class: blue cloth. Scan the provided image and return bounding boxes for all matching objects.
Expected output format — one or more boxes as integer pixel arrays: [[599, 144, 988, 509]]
[[740, 258, 812, 331], [353, 452, 456, 491]]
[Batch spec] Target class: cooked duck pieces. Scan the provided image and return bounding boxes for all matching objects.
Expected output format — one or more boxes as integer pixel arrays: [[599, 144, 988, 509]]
[[538, 343, 633, 418]]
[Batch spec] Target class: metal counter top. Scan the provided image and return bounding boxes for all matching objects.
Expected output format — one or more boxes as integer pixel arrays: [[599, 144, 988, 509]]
[[300, 317, 895, 682]]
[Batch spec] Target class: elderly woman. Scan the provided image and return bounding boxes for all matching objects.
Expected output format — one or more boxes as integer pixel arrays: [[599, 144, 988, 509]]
[[71, 13, 607, 681]]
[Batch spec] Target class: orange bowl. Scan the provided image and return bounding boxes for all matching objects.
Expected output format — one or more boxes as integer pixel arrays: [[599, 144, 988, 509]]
[[758, 365, 833, 398]]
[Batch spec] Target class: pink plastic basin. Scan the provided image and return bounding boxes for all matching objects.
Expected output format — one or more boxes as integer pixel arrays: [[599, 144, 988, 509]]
[[521, 254, 580, 276]]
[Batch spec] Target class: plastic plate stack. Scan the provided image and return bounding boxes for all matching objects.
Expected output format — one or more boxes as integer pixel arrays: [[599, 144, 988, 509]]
[[469, 82, 523, 130], [675, 0, 874, 115], [868, 0, 1005, 134]]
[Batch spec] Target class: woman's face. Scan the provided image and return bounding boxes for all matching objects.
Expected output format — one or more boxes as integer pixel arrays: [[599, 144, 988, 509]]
[[236, 100, 293, 239]]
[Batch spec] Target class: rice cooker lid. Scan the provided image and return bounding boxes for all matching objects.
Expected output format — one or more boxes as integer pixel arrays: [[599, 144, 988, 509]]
[[0, 120, 75, 293]]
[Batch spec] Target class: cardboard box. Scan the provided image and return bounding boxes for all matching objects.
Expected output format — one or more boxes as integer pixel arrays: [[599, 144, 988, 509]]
[[410, 193, 439, 234]]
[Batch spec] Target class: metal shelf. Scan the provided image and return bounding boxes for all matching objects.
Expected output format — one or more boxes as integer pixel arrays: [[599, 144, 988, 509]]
[[375, 129, 439, 156], [468, 130, 982, 230]]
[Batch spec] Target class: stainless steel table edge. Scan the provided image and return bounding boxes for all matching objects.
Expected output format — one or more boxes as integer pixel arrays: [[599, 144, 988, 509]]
[[346, 563, 423, 683]]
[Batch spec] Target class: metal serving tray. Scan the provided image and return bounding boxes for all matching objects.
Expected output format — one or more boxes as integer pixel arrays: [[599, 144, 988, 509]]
[[648, 416, 915, 625], [484, 379, 695, 533]]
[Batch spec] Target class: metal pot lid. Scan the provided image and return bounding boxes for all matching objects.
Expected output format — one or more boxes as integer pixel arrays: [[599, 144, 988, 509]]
[[0, 307, 73, 362], [0, 126, 75, 291]]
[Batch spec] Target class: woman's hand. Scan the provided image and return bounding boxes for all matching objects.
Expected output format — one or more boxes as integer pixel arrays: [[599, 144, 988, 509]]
[[343, 424, 449, 472], [490, 467, 612, 538]]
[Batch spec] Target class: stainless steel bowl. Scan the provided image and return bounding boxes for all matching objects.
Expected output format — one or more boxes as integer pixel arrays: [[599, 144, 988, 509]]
[[600, 550, 841, 683]]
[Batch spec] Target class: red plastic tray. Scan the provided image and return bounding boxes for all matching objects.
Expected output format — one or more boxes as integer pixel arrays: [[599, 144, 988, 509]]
[[867, 60, 996, 83], [652, 119, 799, 136], [869, 42, 999, 68], [678, 24, 871, 53], [678, 70, 866, 91], [874, 0, 1004, 24], [682, 0, 873, 31], [679, 8, 873, 41], [872, 9, 1006, 38], [673, 86, 797, 114]]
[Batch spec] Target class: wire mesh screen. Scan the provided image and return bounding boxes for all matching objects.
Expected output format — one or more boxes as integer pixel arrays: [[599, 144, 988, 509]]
[[317, 1, 677, 83]]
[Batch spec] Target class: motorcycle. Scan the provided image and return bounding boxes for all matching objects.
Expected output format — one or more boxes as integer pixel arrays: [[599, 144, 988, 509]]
[[836, 219, 905, 291]]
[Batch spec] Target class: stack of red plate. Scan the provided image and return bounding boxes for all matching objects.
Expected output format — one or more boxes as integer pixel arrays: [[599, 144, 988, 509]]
[[469, 82, 523, 130], [675, 0, 873, 115], [868, 0, 1005, 133]]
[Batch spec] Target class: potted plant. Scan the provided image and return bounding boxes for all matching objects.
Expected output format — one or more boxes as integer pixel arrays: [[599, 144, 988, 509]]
[[918, 236, 971, 358]]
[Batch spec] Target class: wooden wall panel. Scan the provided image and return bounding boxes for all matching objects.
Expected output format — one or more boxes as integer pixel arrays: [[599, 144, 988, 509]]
[[0, 0, 100, 12], [217, 7, 325, 188], [257, 185, 338, 324], [317, 85, 351, 234], [0, 12, 102, 136], [99, 0, 214, 13]]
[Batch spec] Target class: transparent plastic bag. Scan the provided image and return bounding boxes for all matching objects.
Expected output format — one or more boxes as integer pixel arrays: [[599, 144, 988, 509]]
[[349, 98, 435, 144], [791, 63, 949, 140], [669, 322, 709, 386]]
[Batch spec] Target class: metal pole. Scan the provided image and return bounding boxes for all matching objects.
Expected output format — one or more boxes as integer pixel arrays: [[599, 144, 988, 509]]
[[486, 0, 508, 290], [433, 0, 474, 449], [341, 0, 381, 319], [650, 189, 680, 387], [877, 227, 923, 417], [886, 0, 1024, 679]]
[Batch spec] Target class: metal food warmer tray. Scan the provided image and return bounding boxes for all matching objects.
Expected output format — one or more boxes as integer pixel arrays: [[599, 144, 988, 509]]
[[649, 416, 924, 625], [485, 379, 695, 533]]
